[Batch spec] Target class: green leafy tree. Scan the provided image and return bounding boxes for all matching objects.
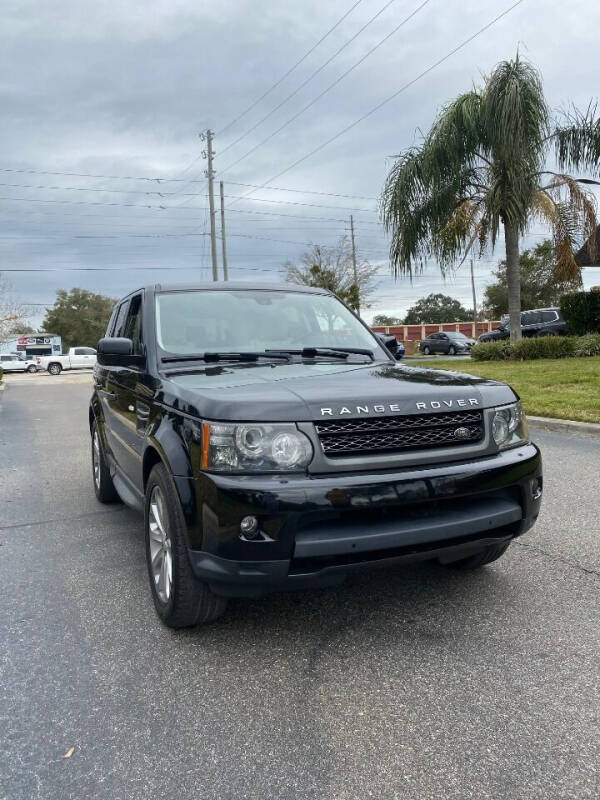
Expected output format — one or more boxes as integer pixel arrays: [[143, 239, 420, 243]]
[[372, 314, 403, 326], [403, 293, 471, 324], [42, 288, 116, 351], [381, 55, 600, 341], [284, 236, 378, 313], [482, 240, 582, 318]]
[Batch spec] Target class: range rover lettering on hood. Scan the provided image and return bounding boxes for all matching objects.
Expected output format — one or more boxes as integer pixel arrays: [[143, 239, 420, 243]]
[[320, 398, 480, 416]]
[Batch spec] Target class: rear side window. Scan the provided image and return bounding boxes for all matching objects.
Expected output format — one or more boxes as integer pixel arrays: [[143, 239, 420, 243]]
[[541, 310, 558, 322], [521, 311, 542, 325], [112, 301, 130, 338], [122, 294, 143, 355], [73, 348, 84, 355]]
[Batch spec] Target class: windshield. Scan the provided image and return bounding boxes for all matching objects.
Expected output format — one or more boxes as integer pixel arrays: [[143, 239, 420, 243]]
[[155, 289, 387, 358], [447, 332, 468, 339]]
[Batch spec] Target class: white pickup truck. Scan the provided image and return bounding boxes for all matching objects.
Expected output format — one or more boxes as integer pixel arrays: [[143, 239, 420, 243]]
[[37, 347, 97, 375]]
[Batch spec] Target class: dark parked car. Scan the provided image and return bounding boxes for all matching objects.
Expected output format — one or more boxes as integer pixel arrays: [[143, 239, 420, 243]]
[[419, 331, 476, 355], [479, 307, 566, 342], [90, 283, 542, 628]]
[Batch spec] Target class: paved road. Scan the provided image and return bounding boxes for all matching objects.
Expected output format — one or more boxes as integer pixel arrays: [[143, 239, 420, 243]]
[[1, 375, 599, 800]]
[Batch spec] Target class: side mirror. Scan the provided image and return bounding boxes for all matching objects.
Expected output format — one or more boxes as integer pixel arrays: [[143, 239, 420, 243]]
[[97, 337, 144, 367], [375, 333, 398, 356]]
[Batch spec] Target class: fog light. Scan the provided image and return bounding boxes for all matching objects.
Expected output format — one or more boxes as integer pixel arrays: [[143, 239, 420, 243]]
[[240, 515, 259, 538], [531, 477, 543, 501]]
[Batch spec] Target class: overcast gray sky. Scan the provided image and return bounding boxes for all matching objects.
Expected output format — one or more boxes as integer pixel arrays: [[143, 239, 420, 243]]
[[1, 0, 599, 327]]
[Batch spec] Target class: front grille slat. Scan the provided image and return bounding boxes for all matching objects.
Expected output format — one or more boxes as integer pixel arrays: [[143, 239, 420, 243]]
[[315, 410, 484, 457]]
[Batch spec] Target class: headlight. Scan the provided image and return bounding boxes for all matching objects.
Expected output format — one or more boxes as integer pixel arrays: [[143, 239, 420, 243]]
[[199, 421, 313, 472], [492, 402, 529, 449]]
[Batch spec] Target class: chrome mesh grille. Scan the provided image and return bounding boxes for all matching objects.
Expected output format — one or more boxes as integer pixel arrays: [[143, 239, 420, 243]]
[[315, 410, 484, 456]]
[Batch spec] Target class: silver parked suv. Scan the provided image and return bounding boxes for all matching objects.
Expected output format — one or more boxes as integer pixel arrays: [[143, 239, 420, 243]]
[[0, 354, 38, 373]]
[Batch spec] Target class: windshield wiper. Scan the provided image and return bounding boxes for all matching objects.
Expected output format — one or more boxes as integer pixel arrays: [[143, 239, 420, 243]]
[[161, 351, 291, 364], [265, 347, 374, 361]]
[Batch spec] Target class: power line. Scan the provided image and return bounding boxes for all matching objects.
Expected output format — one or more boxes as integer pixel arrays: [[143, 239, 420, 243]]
[[226, 181, 377, 201], [216, 0, 366, 137], [0, 167, 379, 200], [0, 194, 379, 224], [0, 180, 378, 211], [219, 0, 399, 159], [228, 0, 526, 205], [221, 0, 431, 175]]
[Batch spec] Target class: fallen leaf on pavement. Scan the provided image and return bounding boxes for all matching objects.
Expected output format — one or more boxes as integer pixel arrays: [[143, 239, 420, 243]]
[[62, 747, 75, 759]]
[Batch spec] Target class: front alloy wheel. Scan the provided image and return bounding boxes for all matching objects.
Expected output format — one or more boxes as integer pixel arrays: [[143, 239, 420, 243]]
[[148, 485, 173, 604], [448, 345, 456, 355], [144, 463, 227, 627]]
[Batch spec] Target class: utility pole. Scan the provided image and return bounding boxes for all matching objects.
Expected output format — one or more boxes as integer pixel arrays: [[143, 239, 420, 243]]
[[470, 257, 478, 327], [202, 129, 218, 281], [350, 214, 359, 315], [219, 181, 228, 281]]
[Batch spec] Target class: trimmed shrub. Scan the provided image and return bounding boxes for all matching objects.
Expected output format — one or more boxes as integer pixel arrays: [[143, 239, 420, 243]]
[[509, 336, 576, 360], [470, 335, 597, 361], [561, 292, 600, 335], [573, 333, 600, 357], [470, 341, 512, 361]]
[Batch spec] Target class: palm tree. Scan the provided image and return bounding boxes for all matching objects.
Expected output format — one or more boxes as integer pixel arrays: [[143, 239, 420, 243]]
[[381, 55, 600, 341]]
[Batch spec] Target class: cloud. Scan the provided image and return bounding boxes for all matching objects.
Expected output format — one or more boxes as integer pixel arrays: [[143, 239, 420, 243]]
[[1, 0, 599, 328]]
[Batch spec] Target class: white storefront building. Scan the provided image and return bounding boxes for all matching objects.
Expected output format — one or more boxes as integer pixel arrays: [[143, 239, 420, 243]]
[[0, 333, 62, 358]]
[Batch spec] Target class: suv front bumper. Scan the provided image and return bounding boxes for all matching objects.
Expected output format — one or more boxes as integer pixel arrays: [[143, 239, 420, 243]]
[[185, 443, 542, 596]]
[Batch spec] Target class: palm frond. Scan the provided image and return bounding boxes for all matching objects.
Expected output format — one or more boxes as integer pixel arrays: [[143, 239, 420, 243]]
[[544, 172, 598, 261], [552, 103, 600, 177]]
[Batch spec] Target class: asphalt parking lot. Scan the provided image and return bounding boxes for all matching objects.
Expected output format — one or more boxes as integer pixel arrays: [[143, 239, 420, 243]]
[[1, 374, 599, 800]]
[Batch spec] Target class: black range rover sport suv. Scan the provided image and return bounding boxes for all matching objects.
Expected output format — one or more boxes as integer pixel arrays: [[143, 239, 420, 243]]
[[90, 283, 543, 627]]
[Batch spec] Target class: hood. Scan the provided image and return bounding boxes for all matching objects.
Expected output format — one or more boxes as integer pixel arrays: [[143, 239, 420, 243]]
[[160, 361, 516, 422]]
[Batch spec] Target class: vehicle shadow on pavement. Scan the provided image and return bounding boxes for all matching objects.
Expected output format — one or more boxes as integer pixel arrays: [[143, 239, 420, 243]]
[[170, 559, 510, 646]]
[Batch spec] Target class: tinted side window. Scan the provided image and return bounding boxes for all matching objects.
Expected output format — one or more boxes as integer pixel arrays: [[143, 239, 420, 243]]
[[73, 348, 84, 355], [106, 304, 119, 337], [113, 301, 130, 339], [541, 310, 558, 322], [122, 294, 143, 355]]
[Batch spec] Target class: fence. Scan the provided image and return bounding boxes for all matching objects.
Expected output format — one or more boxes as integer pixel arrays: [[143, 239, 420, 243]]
[[372, 320, 501, 341]]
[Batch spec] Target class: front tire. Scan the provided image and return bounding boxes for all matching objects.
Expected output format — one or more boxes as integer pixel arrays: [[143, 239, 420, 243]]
[[448, 345, 456, 355], [92, 421, 120, 503], [145, 463, 227, 628], [445, 542, 511, 570], [48, 362, 62, 375]]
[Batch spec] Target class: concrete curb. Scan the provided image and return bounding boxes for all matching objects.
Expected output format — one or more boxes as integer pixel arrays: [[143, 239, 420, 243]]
[[529, 415, 600, 438]]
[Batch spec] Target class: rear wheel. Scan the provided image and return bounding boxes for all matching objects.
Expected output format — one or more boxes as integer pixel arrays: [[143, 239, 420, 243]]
[[48, 362, 62, 375], [27, 364, 37, 373], [422, 346, 430, 355], [444, 542, 511, 570], [145, 463, 227, 628], [91, 421, 119, 503]]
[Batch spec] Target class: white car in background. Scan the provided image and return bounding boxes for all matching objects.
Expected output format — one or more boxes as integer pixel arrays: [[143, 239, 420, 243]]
[[0, 353, 38, 373], [36, 346, 97, 375]]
